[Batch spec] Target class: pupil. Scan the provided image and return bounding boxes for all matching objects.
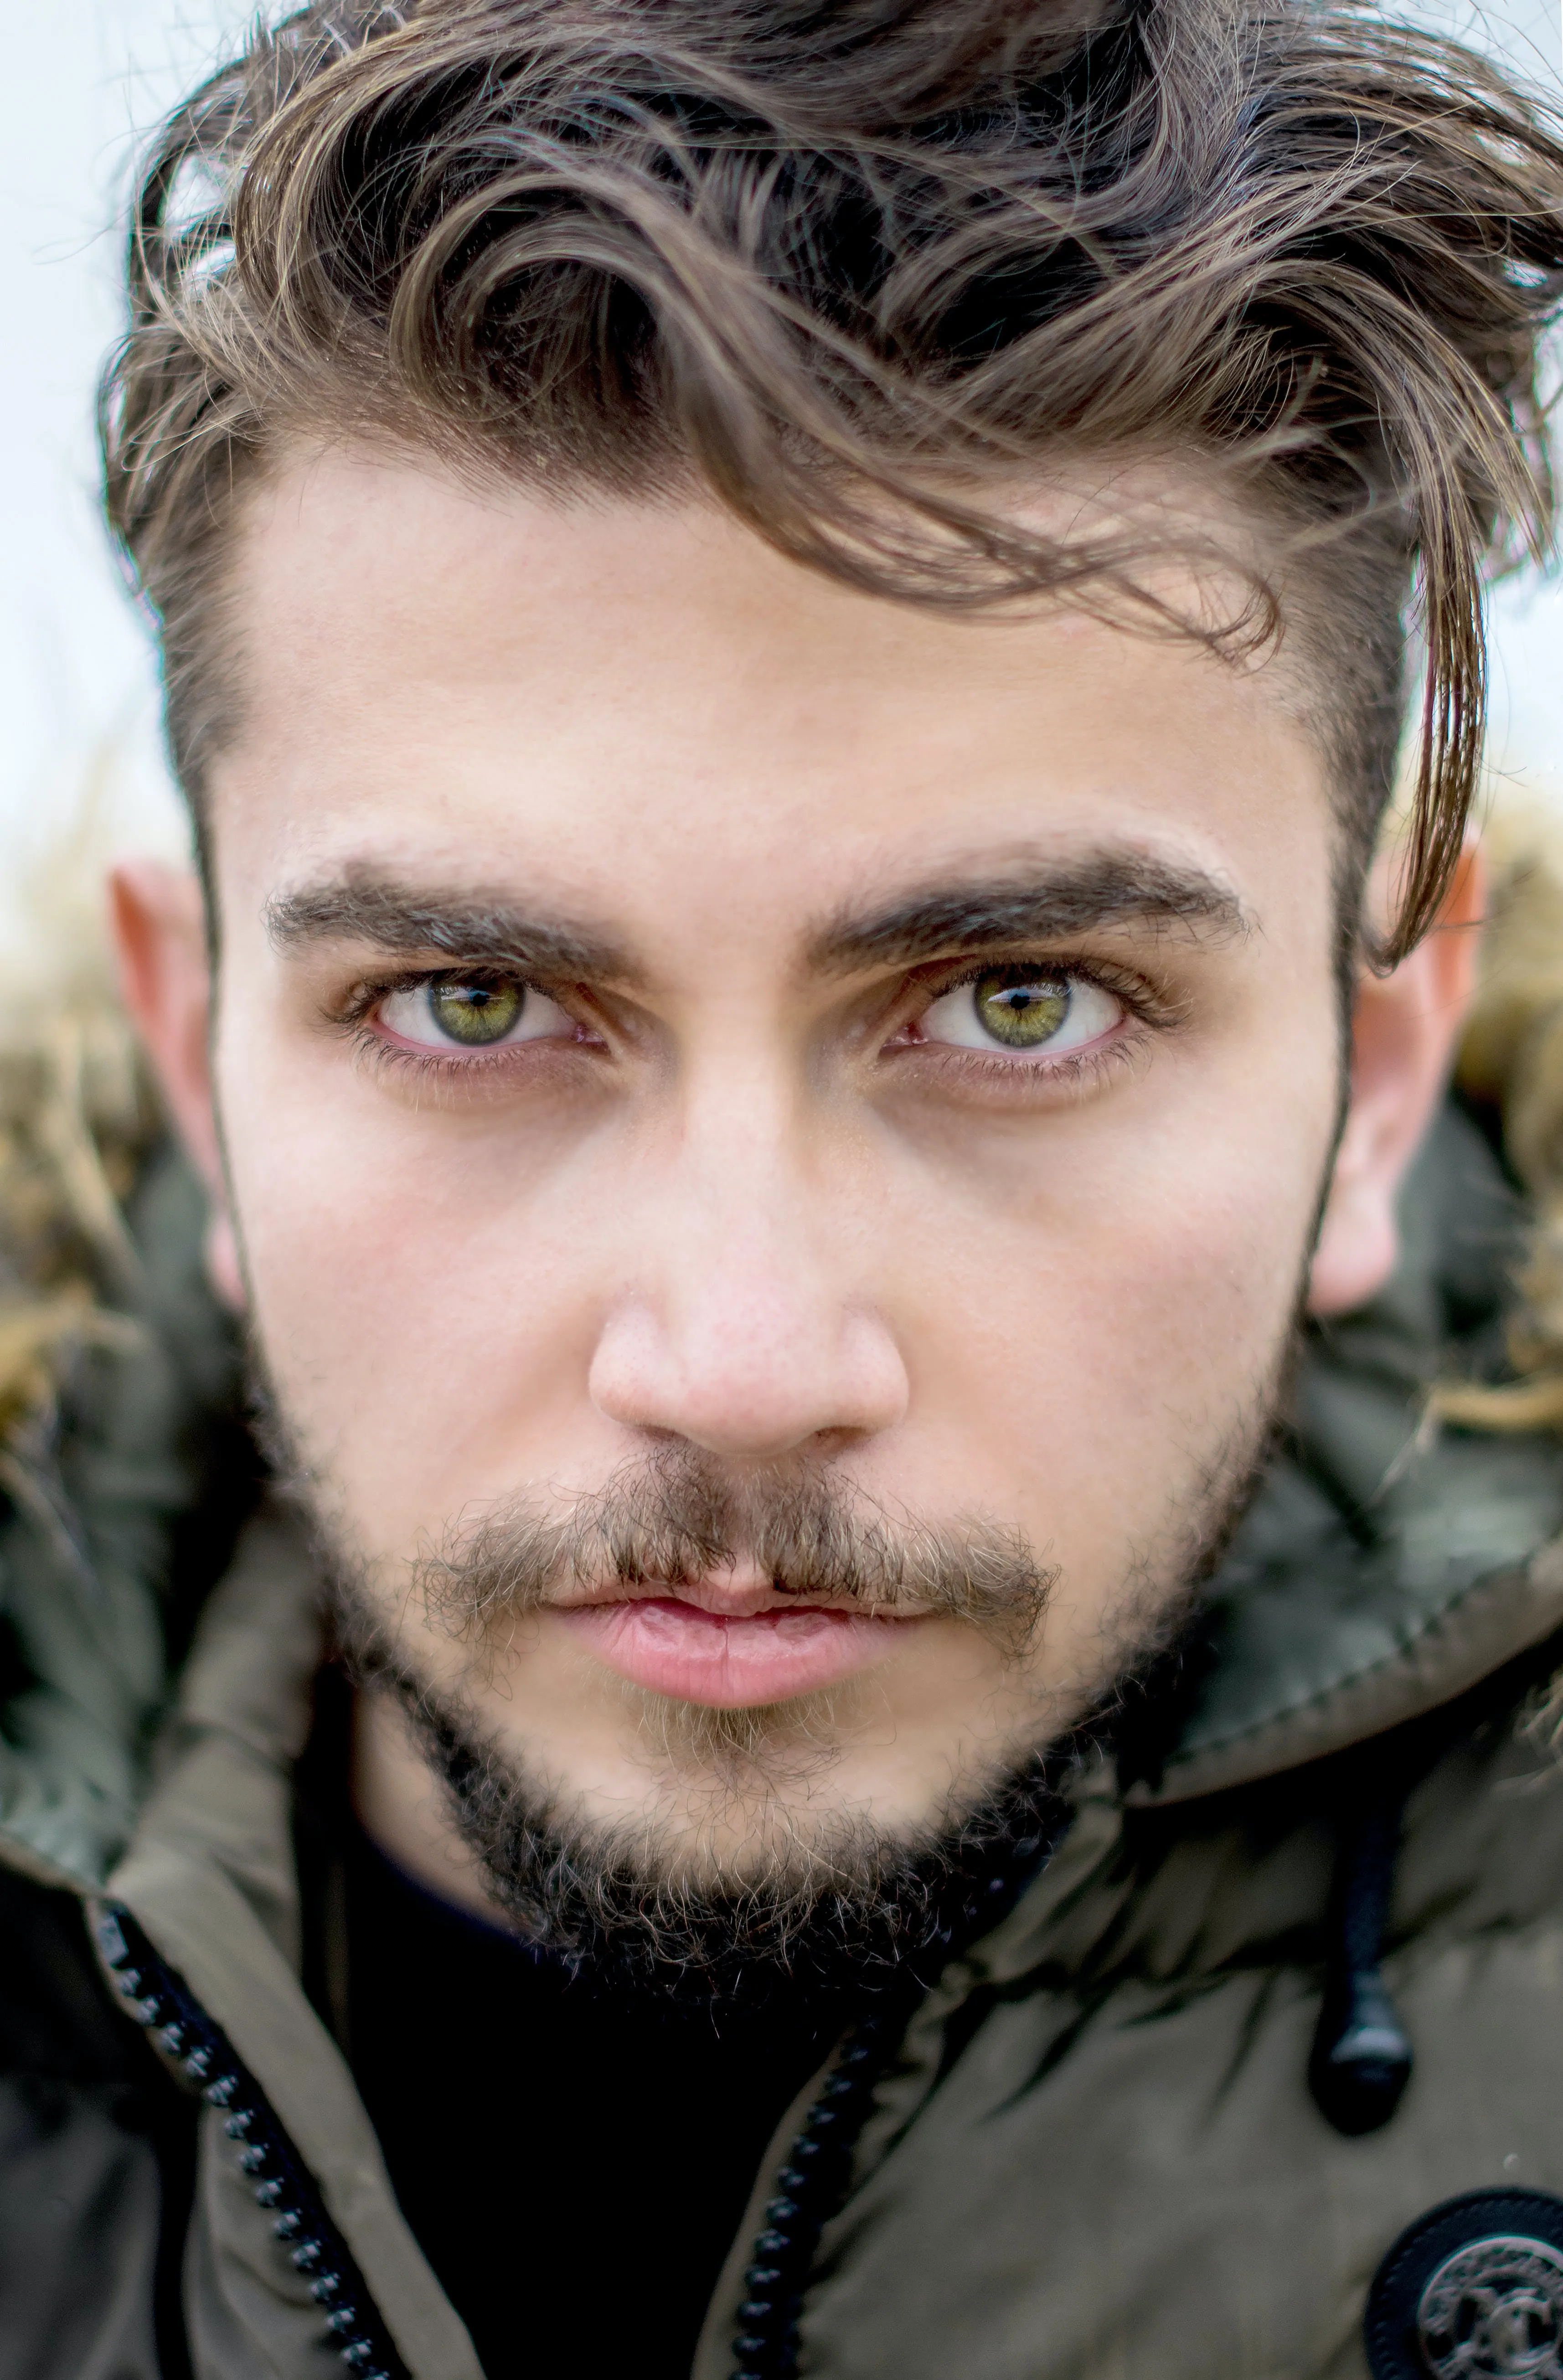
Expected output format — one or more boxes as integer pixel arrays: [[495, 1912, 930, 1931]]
[[974, 970, 1068, 1048], [428, 980, 524, 1045]]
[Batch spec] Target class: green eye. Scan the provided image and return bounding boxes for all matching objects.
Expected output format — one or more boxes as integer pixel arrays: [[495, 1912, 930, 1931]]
[[971, 970, 1071, 1048], [426, 979, 525, 1045]]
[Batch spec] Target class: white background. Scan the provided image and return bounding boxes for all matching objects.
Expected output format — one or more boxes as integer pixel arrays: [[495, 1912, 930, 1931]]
[[1, 0, 1559, 911]]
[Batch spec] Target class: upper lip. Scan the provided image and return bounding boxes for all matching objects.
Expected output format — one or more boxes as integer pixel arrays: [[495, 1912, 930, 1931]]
[[549, 1571, 910, 1620]]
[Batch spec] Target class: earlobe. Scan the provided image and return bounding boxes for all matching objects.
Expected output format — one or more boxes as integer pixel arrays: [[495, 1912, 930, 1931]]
[[109, 859, 246, 1313], [1307, 845, 1486, 1318]]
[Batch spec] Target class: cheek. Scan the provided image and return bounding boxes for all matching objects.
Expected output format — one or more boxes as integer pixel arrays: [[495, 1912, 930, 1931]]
[[215, 1024, 625, 1540], [871, 1040, 1338, 1540]]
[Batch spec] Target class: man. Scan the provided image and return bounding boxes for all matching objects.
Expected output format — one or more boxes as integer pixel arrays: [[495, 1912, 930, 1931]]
[[3, 0, 1563, 2372]]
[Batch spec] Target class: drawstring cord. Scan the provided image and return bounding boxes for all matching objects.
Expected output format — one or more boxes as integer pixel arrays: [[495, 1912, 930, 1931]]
[[735, 1773, 1420, 2375], [95, 1903, 408, 2380], [95, 1782, 1411, 2377], [93, 1778, 1414, 2373], [1308, 1788, 1414, 2137], [732, 1771, 1420, 2375]]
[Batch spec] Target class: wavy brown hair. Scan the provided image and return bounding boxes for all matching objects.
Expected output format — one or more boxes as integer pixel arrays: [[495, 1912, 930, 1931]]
[[101, 0, 1563, 959]]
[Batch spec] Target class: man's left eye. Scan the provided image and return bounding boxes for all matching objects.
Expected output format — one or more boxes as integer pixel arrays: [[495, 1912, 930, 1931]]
[[918, 968, 1123, 1055], [378, 977, 576, 1049]]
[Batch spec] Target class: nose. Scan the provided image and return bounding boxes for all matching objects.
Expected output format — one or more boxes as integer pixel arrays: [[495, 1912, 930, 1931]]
[[587, 1090, 910, 1462]]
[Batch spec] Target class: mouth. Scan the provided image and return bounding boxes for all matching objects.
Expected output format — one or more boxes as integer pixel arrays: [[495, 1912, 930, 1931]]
[[550, 1589, 924, 1707]]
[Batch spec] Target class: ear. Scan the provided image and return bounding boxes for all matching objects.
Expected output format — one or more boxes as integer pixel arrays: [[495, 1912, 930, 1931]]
[[1307, 842, 1486, 1317], [109, 859, 246, 1312]]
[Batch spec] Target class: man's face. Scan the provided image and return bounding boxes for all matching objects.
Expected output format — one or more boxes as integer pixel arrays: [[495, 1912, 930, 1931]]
[[195, 452, 1344, 1900]]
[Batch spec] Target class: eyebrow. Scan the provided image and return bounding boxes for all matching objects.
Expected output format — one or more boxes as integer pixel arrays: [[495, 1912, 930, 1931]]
[[266, 849, 1247, 988], [808, 852, 1248, 974], [265, 878, 641, 986]]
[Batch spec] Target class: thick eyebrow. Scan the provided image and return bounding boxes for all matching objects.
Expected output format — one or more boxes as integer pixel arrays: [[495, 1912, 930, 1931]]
[[808, 852, 1248, 975], [264, 877, 640, 986]]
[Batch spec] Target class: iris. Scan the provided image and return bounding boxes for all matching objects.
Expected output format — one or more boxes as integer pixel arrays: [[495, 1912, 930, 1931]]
[[972, 970, 1070, 1048], [427, 980, 525, 1045]]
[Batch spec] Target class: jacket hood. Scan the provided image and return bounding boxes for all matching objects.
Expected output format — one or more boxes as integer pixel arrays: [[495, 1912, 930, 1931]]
[[6, 803, 1563, 1894], [0, 1138, 248, 1891], [0, 834, 250, 1891]]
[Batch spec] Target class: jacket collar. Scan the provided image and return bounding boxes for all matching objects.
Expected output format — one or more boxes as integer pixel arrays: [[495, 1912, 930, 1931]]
[[102, 1499, 485, 2380], [1139, 1100, 1563, 1803]]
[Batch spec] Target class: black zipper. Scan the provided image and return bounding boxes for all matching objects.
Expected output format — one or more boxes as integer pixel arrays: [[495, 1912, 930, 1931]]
[[96, 1901, 408, 2380], [725, 1811, 1062, 2379]]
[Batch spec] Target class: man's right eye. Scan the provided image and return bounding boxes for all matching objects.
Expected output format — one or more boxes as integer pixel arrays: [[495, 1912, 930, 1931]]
[[378, 978, 576, 1050]]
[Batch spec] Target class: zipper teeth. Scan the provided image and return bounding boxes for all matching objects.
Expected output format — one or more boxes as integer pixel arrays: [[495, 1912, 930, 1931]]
[[96, 1901, 409, 2380], [727, 1820, 1057, 2380], [728, 2008, 899, 2380]]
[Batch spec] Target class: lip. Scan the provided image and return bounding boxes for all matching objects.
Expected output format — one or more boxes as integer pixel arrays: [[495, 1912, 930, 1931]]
[[551, 1596, 922, 1706]]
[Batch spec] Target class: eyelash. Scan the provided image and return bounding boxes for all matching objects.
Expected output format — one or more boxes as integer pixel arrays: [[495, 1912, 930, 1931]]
[[891, 957, 1172, 1091], [332, 969, 596, 1088], [331, 955, 1175, 1092]]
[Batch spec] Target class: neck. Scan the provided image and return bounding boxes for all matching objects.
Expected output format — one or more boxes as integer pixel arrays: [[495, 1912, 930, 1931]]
[[352, 1680, 506, 1928]]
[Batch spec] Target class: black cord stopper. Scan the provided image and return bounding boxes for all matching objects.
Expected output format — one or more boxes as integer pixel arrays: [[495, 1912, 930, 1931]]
[[1309, 1789, 1414, 2137]]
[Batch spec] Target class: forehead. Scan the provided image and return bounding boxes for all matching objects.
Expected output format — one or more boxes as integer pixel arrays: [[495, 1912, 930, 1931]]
[[208, 447, 1330, 934]]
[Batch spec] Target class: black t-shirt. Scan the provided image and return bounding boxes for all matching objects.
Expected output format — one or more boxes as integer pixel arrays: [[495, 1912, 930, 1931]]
[[337, 1828, 838, 2380]]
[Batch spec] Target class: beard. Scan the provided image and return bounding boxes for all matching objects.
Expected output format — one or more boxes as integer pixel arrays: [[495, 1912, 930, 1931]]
[[259, 1394, 1287, 2002], [366, 1661, 1076, 2005]]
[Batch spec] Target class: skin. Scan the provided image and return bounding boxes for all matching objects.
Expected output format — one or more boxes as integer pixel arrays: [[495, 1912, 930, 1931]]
[[113, 449, 1481, 1918]]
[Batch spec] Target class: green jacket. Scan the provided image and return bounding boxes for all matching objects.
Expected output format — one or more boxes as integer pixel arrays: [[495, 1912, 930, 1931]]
[[8, 1088, 1563, 2380]]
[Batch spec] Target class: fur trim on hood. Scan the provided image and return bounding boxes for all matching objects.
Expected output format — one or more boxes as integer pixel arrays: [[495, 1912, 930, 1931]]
[[0, 814, 159, 1451], [1439, 794, 1563, 1426]]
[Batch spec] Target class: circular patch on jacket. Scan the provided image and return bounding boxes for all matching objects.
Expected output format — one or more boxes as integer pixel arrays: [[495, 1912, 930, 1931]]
[[1366, 2190, 1563, 2379]]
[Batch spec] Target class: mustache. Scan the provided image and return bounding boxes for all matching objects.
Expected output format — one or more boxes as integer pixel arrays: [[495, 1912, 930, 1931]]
[[415, 1446, 1058, 1655]]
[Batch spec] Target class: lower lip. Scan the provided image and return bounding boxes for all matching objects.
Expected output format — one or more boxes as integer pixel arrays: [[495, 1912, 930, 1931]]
[[552, 1598, 919, 1706]]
